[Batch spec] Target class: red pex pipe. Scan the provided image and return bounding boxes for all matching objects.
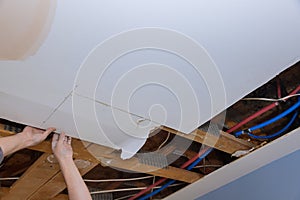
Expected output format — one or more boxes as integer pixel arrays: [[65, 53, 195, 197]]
[[129, 147, 210, 200], [277, 78, 282, 98], [227, 84, 300, 134]]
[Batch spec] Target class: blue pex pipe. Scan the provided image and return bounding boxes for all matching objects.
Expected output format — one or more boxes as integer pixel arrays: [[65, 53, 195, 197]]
[[247, 111, 298, 139], [235, 99, 300, 137], [138, 148, 213, 200]]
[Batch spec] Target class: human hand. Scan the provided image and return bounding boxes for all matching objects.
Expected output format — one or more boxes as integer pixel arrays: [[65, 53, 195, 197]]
[[52, 132, 73, 163], [19, 126, 56, 148]]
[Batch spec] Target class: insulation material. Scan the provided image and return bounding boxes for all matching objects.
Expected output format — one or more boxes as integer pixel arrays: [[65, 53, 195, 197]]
[[0, 0, 300, 158]]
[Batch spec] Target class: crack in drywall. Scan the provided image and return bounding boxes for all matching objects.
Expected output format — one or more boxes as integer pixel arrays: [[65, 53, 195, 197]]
[[40, 89, 74, 126], [73, 92, 159, 126]]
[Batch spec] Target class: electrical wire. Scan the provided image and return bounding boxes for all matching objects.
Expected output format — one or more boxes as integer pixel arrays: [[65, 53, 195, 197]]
[[114, 182, 187, 200], [0, 177, 19, 181], [245, 111, 298, 139], [114, 194, 135, 200], [0, 176, 154, 182], [139, 180, 176, 200], [129, 147, 212, 200], [228, 102, 278, 133], [128, 177, 167, 200], [227, 85, 300, 133], [138, 148, 213, 200], [193, 164, 223, 169], [150, 175, 156, 198], [83, 176, 153, 182], [156, 132, 170, 150], [242, 94, 300, 102], [247, 99, 300, 132], [147, 128, 171, 198], [234, 100, 300, 137], [89, 183, 184, 195], [277, 77, 282, 98]]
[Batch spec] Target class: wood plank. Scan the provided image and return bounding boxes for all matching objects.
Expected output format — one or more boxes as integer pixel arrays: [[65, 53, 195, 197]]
[[0, 187, 10, 198], [0, 124, 14, 136], [162, 126, 255, 154], [0, 125, 98, 199], [28, 135, 98, 199], [52, 194, 69, 200], [29, 162, 98, 200], [2, 153, 61, 200], [0, 126, 98, 163], [87, 144, 203, 183], [1, 124, 203, 183]]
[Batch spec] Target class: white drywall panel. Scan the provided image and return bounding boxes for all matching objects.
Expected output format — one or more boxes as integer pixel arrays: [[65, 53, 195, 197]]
[[0, 0, 299, 157], [0, 91, 53, 126], [42, 94, 159, 158]]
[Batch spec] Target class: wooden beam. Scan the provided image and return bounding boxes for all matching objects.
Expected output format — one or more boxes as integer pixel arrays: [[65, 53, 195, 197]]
[[28, 140, 98, 199], [0, 123, 203, 183], [162, 126, 255, 154], [0, 124, 15, 136], [0, 187, 9, 198], [29, 161, 98, 200], [104, 156, 202, 183], [0, 125, 98, 199], [0, 126, 99, 163], [2, 153, 61, 200], [53, 194, 69, 200], [87, 144, 203, 183]]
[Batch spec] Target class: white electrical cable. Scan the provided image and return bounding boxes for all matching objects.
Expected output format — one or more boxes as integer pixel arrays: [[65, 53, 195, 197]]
[[0, 176, 154, 182], [0, 177, 19, 181], [90, 183, 184, 195], [156, 132, 171, 150], [114, 194, 135, 200], [242, 94, 300, 102], [193, 165, 223, 169], [83, 176, 153, 183], [0, 177, 184, 196]]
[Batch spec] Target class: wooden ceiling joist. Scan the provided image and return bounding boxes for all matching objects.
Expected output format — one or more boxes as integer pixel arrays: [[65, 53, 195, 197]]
[[2, 153, 60, 200], [2, 121, 246, 197], [0, 187, 9, 198], [0, 125, 203, 184], [29, 161, 98, 200], [0, 138, 98, 200], [162, 126, 255, 154], [52, 194, 69, 200], [84, 143, 203, 183]]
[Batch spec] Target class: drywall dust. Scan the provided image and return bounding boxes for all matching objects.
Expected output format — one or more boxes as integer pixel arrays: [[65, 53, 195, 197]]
[[0, 0, 57, 60]]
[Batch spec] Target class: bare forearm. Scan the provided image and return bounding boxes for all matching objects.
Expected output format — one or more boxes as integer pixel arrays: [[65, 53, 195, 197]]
[[0, 134, 29, 156], [0, 126, 54, 157], [58, 159, 92, 200]]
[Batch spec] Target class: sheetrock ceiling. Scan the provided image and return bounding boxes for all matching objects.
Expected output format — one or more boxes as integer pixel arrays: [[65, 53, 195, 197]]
[[0, 0, 300, 158]]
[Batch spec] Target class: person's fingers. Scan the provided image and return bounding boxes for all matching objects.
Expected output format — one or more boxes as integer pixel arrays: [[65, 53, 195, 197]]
[[51, 134, 59, 149], [27, 126, 43, 134], [52, 133, 58, 142], [67, 136, 72, 145], [58, 132, 65, 145], [43, 127, 56, 136]]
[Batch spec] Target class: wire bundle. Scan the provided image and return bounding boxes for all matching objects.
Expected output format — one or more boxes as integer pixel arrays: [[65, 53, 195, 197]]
[[129, 147, 213, 200], [234, 90, 300, 139]]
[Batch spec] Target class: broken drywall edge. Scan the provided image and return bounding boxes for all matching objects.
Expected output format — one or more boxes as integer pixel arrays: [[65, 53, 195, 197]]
[[41, 92, 160, 159]]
